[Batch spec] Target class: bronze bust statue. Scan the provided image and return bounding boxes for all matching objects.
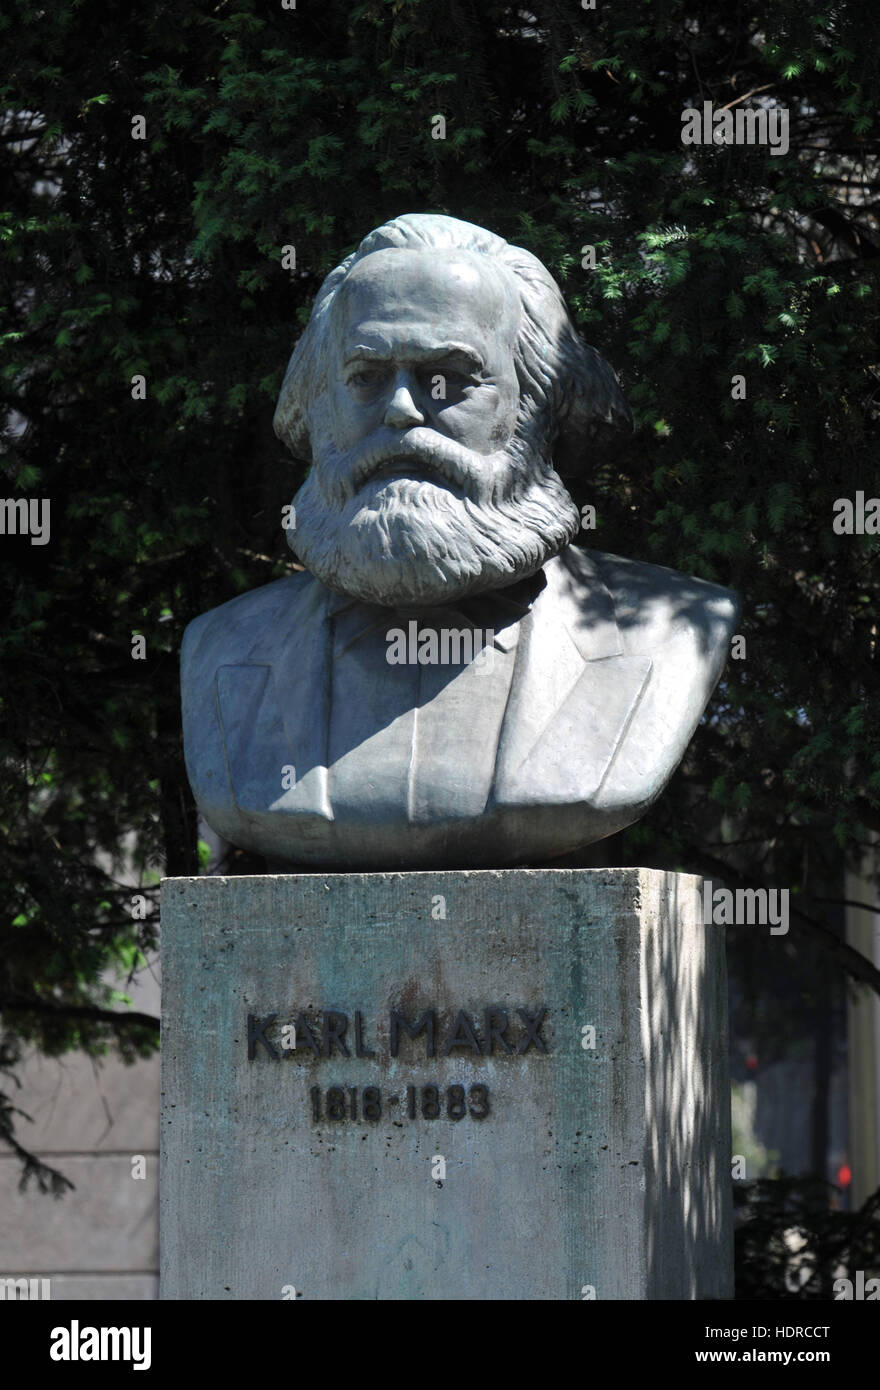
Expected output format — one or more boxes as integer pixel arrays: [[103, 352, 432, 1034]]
[[181, 213, 738, 869]]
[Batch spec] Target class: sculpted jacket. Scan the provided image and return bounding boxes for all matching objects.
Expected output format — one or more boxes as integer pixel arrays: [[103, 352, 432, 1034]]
[[181, 546, 739, 868]]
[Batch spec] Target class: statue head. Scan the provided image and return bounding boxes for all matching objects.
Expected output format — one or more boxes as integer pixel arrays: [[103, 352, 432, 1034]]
[[274, 213, 629, 607]]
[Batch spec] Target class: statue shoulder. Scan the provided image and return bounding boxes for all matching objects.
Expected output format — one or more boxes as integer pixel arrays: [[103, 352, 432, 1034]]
[[555, 546, 740, 655], [542, 548, 740, 815], [181, 571, 316, 672]]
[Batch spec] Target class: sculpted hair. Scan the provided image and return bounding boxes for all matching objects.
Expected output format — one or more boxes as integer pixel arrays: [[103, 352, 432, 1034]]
[[273, 213, 631, 476]]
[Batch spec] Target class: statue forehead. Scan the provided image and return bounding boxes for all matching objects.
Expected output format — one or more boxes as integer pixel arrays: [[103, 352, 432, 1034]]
[[332, 247, 520, 350]]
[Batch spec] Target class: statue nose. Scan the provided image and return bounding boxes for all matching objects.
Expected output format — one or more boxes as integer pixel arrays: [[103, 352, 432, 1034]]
[[384, 382, 425, 429]]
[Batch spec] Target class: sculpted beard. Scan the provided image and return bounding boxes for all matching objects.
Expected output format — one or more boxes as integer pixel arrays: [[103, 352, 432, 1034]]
[[288, 401, 580, 607]]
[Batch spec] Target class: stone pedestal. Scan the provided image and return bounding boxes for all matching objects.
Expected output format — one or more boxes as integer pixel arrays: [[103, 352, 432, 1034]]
[[159, 869, 732, 1300]]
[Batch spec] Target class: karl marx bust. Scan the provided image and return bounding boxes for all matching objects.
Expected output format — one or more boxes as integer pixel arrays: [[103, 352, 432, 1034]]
[[181, 213, 738, 870]]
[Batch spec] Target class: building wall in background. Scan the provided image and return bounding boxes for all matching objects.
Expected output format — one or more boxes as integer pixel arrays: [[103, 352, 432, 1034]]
[[0, 959, 159, 1300]]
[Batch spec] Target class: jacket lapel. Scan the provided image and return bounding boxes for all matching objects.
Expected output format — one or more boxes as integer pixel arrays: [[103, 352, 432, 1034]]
[[492, 552, 653, 807], [216, 577, 333, 820], [214, 556, 652, 823]]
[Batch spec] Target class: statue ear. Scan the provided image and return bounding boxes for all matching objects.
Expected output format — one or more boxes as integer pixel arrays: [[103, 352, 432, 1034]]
[[553, 343, 632, 478]]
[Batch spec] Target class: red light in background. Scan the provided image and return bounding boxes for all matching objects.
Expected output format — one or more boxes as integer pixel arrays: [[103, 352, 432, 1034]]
[[837, 1164, 852, 1188]]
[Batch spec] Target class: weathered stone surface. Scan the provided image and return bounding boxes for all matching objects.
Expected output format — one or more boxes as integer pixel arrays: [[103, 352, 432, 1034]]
[[160, 868, 731, 1300]]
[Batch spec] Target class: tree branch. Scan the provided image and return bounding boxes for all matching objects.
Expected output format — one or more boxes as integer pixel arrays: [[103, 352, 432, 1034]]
[[690, 851, 880, 996], [0, 999, 159, 1034]]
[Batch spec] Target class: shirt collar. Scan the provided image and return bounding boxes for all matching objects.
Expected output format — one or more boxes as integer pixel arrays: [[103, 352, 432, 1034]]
[[323, 570, 547, 658], [324, 569, 545, 620]]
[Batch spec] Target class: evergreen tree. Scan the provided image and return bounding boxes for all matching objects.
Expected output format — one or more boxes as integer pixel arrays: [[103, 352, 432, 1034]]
[[2, 0, 878, 1193]]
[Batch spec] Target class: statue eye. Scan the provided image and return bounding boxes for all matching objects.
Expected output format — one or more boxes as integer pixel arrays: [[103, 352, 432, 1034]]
[[348, 366, 387, 390], [421, 367, 478, 394]]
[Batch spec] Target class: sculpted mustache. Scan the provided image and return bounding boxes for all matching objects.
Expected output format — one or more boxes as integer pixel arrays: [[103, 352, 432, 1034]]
[[346, 431, 487, 498]]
